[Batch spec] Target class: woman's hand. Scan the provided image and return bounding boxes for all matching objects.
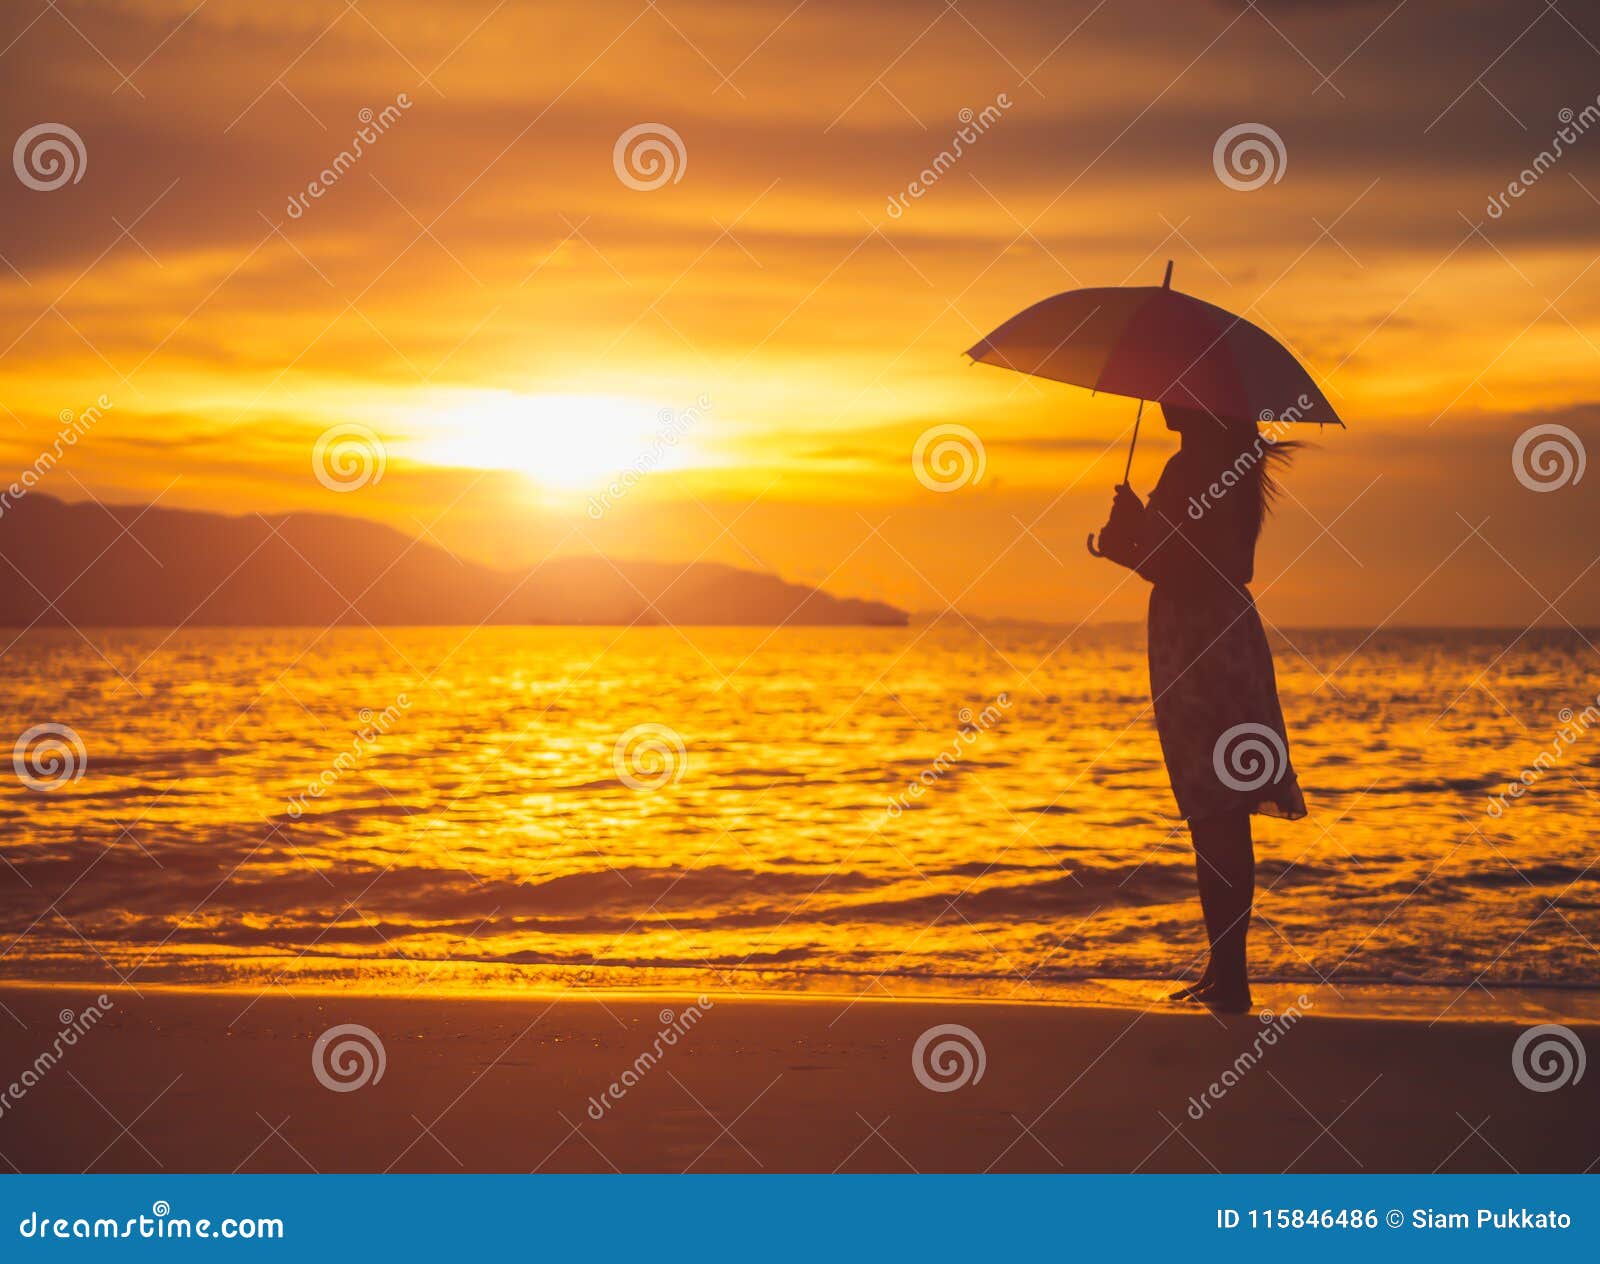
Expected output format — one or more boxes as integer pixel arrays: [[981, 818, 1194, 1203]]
[[1109, 483, 1145, 526], [1094, 483, 1145, 567]]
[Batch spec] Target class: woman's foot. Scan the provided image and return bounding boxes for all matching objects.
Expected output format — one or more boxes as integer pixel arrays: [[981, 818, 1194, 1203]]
[[1165, 966, 1214, 1002], [1192, 980, 1252, 1014]]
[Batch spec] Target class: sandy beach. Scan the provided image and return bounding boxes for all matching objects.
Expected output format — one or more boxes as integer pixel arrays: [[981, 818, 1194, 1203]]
[[1, 984, 1594, 1174]]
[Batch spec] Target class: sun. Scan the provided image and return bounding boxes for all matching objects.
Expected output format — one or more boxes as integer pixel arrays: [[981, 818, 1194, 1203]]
[[411, 391, 696, 491]]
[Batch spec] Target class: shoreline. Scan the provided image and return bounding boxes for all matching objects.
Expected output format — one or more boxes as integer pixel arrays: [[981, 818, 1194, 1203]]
[[5, 976, 1597, 1025]]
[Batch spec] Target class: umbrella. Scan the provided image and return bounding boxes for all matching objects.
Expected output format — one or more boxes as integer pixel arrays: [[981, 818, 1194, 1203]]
[[965, 261, 1342, 553]]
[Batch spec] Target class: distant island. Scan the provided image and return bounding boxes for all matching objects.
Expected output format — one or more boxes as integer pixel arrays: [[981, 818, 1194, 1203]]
[[0, 495, 907, 627]]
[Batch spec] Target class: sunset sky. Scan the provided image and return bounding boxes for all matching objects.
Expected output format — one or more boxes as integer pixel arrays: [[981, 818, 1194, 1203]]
[[2, 0, 1598, 626]]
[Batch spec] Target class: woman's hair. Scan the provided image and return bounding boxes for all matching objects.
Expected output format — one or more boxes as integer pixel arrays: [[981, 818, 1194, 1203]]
[[1236, 423, 1301, 539], [1180, 408, 1302, 541]]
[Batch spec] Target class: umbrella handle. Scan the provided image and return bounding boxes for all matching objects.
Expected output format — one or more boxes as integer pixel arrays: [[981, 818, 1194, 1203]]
[[1089, 478, 1141, 557]]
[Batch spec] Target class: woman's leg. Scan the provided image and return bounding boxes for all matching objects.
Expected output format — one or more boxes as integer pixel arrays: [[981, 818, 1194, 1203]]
[[1188, 808, 1254, 1011]]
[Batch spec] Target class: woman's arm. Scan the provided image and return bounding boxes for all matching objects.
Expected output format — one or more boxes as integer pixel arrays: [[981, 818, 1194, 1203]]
[[1133, 493, 1250, 589], [1094, 475, 1249, 590]]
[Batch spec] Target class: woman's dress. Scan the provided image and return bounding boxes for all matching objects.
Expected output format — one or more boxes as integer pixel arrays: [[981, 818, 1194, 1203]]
[[1120, 449, 1307, 823]]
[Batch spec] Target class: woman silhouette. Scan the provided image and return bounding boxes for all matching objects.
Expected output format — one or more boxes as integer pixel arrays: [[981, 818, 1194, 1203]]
[[1094, 404, 1306, 1013]]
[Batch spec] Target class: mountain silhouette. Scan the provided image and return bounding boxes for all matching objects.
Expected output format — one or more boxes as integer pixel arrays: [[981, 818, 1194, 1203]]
[[0, 495, 906, 627]]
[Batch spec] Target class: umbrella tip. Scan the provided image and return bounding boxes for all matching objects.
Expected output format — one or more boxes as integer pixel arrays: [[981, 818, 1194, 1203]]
[[1162, 259, 1173, 289]]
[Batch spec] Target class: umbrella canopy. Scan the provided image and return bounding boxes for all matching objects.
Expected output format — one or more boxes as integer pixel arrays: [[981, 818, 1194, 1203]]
[[965, 263, 1342, 427]]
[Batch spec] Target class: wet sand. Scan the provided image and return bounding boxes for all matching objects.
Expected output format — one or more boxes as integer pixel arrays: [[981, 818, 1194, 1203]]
[[1, 984, 1595, 1173]]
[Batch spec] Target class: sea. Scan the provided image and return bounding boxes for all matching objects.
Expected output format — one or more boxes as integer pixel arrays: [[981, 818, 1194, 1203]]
[[2, 624, 1597, 1020]]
